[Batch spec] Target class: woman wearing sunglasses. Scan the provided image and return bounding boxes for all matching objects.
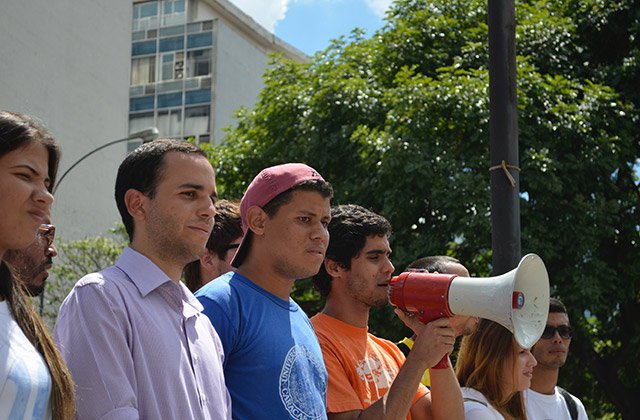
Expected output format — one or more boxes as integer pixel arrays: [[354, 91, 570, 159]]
[[455, 319, 537, 419], [0, 111, 74, 419]]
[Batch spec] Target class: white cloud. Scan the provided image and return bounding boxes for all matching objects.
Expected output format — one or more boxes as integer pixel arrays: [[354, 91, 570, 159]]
[[227, 0, 393, 33], [363, 0, 393, 18], [227, 0, 289, 32]]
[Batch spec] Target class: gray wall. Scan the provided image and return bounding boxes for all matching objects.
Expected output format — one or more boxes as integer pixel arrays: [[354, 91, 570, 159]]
[[212, 21, 272, 142], [0, 1, 132, 240]]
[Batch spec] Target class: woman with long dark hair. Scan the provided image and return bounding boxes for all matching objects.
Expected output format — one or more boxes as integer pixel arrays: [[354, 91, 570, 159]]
[[0, 111, 74, 419], [455, 319, 537, 419]]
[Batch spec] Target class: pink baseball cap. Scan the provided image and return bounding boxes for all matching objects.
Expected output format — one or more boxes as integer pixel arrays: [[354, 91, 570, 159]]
[[230, 163, 325, 268]]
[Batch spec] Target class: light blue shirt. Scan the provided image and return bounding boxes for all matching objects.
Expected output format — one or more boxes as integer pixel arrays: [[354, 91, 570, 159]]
[[54, 247, 231, 419], [1, 300, 52, 420]]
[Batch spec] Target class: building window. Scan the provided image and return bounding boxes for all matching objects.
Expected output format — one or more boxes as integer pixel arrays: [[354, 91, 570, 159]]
[[160, 52, 184, 81], [132, 40, 157, 56], [159, 36, 184, 52], [157, 109, 182, 137], [187, 32, 213, 49], [187, 49, 211, 78], [131, 56, 156, 85], [129, 112, 154, 134], [160, 25, 185, 37], [185, 89, 211, 105], [130, 96, 155, 112], [157, 92, 183, 108], [184, 106, 210, 136], [133, 1, 159, 31], [161, 0, 186, 27]]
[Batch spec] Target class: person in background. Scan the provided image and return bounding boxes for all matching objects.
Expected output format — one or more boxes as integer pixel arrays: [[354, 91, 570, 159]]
[[525, 297, 588, 420], [183, 199, 242, 293], [311, 204, 464, 420], [396, 255, 479, 387], [196, 163, 333, 419], [0, 110, 74, 419], [5, 217, 57, 297], [54, 139, 231, 419], [455, 319, 537, 419]]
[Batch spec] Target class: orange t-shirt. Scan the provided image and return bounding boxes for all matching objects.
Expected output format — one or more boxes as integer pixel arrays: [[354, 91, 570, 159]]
[[311, 312, 428, 417]]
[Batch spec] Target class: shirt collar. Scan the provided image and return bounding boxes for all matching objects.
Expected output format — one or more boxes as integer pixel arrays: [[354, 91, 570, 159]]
[[115, 247, 204, 317], [116, 247, 172, 297]]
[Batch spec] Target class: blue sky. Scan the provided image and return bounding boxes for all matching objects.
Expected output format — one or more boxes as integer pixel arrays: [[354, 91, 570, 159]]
[[228, 0, 391, 56]]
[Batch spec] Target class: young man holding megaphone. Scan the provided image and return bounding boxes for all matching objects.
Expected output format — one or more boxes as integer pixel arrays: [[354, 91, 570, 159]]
[[311, 204, 464, 420]]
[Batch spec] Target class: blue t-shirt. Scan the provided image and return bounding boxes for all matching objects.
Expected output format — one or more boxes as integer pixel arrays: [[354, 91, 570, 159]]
[[196, 272, 328, 420]]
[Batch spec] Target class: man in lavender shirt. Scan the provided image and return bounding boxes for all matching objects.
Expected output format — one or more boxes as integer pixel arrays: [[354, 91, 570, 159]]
[[54, 139, 231, 419]]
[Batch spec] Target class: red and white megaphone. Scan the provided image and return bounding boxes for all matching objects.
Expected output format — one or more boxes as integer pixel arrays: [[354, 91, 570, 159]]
[[389, 253, 550, 368]]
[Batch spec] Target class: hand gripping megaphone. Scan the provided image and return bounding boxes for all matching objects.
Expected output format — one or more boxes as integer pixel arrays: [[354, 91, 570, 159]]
[[389, 253, 550, 368]]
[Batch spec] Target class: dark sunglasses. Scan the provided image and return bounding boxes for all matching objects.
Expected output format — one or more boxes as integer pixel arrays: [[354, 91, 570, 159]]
[[541, 324, 574, 339], [38, 224, 56, 247]]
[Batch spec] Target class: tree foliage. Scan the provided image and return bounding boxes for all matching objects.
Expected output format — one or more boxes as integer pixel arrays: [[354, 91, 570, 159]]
[[41, 225, 127, 328], [211, 0, 639, 417]]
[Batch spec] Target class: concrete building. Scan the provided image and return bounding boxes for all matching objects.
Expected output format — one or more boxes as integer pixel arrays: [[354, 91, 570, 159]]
[[0, 1, 132, 241], [1, 0, 306, 240], [129, 0, 307, 145]]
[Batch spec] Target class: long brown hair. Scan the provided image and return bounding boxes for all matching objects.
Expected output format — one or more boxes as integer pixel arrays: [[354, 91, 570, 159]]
[[0, 111, 75, 419], [455, 319, 526, 419]]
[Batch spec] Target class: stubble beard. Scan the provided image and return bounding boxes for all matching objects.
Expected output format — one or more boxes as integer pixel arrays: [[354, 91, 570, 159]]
[[147, 209, 206, 269], [346, 278, 389, 309]]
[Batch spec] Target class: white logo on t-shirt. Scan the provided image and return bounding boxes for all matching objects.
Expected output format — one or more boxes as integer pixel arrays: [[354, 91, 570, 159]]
[[279, 345, 327, 419]]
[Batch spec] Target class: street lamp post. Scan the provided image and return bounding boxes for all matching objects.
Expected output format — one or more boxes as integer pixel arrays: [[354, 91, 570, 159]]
[[41, 127, 159, 315], [488, 0, 521, 276], [53, 127, 159, 194]]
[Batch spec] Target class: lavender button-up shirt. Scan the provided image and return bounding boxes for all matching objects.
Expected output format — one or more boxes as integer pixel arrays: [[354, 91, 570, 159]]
[[54, 247, 231, 419]]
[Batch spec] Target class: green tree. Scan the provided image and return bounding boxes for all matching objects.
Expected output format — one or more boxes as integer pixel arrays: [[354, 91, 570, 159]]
[[211, 0, 639, 417], [42, 225, 127, 328]]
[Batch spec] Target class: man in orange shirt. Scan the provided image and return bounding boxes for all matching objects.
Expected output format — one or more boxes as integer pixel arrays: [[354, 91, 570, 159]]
[[311, 204, 464, 420]]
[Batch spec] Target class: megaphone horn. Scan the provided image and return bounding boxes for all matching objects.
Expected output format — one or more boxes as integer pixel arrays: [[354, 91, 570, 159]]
[[389, 253, 550, 351]]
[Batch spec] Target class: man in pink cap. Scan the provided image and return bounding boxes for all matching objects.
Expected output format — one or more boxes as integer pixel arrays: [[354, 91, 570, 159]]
[[196, 163, 333, 419]]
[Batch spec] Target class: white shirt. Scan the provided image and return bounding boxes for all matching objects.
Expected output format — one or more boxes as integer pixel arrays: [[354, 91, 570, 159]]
[[0, 300, 52, 420], [461, 387, 504, 419], [525, 388, 588, 420]]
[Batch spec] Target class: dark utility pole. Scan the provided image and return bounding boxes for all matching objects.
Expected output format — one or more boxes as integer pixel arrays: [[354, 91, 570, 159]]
[[488, 0, 521, 275]]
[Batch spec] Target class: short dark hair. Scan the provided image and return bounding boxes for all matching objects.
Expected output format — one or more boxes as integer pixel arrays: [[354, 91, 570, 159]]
[[183, 200, 242, 292], [549, 297, 567, 314], [406, 255, 461, 272], [312, 204, 392, 297], [262, 179, 334, 217], [115, 138, 207, 241], [0, 111, 60, 191]]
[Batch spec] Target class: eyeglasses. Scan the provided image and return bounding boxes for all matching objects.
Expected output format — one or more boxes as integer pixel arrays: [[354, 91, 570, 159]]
[[38, 224, 56, 248], [541, 324, 574, 339]]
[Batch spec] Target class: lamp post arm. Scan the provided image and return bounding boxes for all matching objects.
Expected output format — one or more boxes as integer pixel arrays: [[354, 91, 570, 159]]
[[54, 137, 128, 194], [52, 127, 158, 194]]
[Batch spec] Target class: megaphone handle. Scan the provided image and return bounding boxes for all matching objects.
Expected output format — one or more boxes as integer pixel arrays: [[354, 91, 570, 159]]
[[432, 354, 450, 369]]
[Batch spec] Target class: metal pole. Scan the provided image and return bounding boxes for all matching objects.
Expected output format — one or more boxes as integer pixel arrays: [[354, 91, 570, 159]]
[[53, 127, 159, 194], [488, 0, 520, 275]]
